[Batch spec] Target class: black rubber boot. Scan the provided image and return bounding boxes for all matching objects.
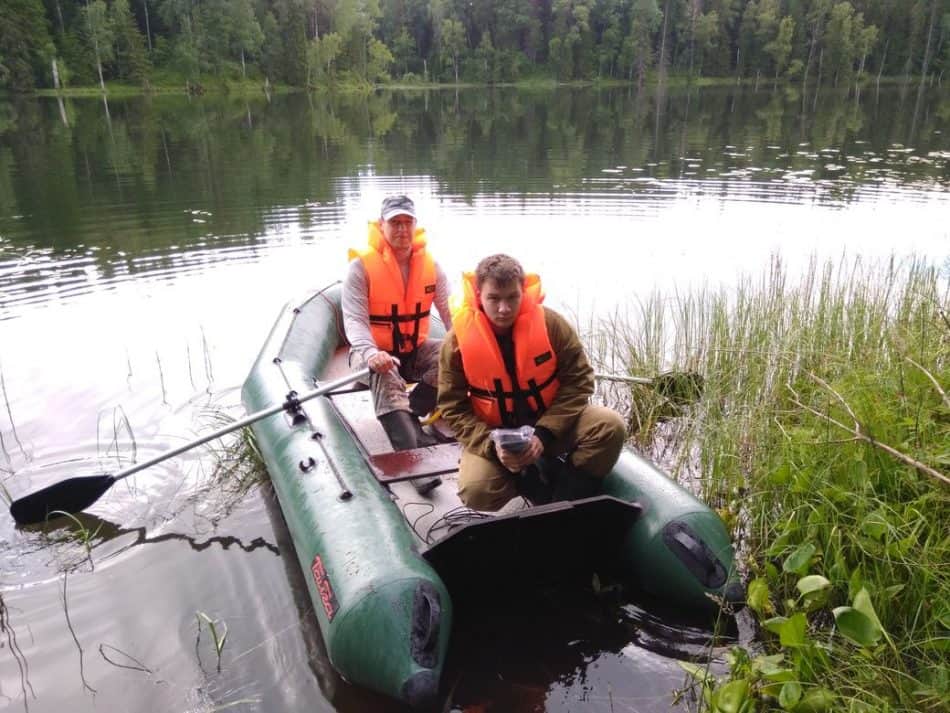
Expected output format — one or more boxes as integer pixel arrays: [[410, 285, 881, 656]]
[[515, 463, 554, 505], [550, 463, 601, 501], [379, 410, 436, 449], [378, 411, 441, 495], [537, 455, 601, 502], [408, 382, 438, 418]]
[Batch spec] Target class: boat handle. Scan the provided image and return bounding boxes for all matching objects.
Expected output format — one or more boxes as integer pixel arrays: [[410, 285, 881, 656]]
[[299, 457, 317, 473]]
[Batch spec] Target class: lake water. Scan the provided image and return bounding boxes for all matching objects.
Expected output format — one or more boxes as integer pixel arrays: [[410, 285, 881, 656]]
[[0, 84, 948, 713]]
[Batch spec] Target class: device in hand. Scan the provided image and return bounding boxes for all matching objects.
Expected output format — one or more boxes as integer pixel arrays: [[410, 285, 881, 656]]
[[490, 426, 535, 454]]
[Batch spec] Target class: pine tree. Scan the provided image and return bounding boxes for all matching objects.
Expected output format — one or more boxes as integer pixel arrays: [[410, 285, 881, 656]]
[[0, 0, 53, 91], [112, 0, 150, 83]]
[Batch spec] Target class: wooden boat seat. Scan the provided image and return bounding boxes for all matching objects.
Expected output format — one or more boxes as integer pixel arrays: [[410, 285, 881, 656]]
[[368, 443, 462, 483]]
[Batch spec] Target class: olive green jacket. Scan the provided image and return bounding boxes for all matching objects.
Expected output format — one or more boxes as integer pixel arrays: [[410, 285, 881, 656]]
[[437, 306, 595, 460]]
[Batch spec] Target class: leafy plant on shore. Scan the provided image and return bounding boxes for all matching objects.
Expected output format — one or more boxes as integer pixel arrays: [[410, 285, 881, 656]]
[[590, 256, 949, 712]]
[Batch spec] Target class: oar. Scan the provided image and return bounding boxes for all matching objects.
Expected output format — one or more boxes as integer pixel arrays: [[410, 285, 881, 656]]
[[9, 368, 371, 526], [595, 370, 705, 405]]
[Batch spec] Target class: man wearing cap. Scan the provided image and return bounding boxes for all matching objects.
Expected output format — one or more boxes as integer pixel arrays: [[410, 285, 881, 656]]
[[342, 195, 452, 494]]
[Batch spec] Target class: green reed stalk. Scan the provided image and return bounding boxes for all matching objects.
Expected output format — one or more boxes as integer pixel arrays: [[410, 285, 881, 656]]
[[588, 255, 949, 712], [196, 611, 228, 672]]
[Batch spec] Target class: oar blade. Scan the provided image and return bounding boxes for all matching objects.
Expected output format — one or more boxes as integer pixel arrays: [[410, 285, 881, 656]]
[[10, 474, 117, 526]]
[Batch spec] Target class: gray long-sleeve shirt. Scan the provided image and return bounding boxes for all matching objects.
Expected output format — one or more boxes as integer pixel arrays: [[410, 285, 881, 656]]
[[342, 256, 453, 364]]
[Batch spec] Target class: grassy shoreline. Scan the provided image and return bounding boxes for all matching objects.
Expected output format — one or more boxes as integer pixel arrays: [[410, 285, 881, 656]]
[[30, 73, 934, 99], [588, 255, 949, 712]]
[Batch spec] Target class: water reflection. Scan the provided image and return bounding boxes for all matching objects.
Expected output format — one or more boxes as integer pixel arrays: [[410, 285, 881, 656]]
[[0, 85, 947, 319]]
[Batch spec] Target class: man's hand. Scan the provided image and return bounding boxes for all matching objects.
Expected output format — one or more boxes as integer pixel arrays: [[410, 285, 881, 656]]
[[367, 351, 399, 374], [495, 435, 544, 473]]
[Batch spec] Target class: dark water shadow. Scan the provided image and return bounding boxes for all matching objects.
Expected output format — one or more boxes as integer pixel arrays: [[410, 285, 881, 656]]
[[23, 510, 281, 558], [444, 572, 737, 712]]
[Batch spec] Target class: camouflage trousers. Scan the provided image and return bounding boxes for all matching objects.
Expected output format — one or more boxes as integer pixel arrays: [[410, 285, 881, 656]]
[[456, 405, 626, 512], [352, 338, 443, 417]]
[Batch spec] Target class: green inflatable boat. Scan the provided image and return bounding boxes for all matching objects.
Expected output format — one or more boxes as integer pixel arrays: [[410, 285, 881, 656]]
[[241, 284, 743, 708]]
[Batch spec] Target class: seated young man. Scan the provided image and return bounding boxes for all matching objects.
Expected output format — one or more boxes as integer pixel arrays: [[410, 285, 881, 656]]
[[437, 254, 626, 511]]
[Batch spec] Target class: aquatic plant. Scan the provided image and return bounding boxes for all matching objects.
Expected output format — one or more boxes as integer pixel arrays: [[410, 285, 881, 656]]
[[182, 409, 268, 525], [195, 611, 229, 672], [48, 510, 104, 570], [588, 255, 950, 712]]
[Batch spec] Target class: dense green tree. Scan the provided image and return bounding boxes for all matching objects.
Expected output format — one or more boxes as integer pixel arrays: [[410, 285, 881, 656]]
[[157, 0, 200, 80], [258, 9, 282, 81], [802, 0, 831, 84], [550, 0, 595, 79], [366, 36, 394, 79], [595, 0, 624, 79], [693, 11, 721, 76], [0, 0, 935, 90], [0, 0, 54, 91], [112, 0, 149, 82], [855, 21, 878, 79], [440, 17, 465, 82], [279, 0, 308, 85], [754, 0, 780, 76], [392, 27, 415, 77], [825, 2, 856, 86], [471, 31, 495, 82], [308, 30, 343, 82], [623, 0, 661, 84], [83, 0, 114, 89], [232, 0, 264, 78], [765, 14, 794, 80], [736, 0, 758, 77]]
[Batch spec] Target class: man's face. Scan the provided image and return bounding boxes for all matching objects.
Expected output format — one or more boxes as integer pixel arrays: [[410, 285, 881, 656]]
[[379, 215, 416, 256], [478, 278, 523, 334]]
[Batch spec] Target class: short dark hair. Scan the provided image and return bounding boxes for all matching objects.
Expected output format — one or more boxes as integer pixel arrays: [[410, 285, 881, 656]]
[[475, 254, 524, 289]]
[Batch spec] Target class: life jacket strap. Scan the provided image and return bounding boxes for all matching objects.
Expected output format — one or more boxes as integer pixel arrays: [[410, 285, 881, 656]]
[[368, 303, 432, 354], [469, 371, 558, 419]]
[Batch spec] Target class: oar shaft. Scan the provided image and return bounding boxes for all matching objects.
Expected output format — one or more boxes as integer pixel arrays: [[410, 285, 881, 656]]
[[594, 373, 653, 385], [112, 368, 370, 483]]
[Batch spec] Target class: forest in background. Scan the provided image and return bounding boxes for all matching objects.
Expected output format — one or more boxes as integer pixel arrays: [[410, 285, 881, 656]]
[[0, 1, 948, 93]]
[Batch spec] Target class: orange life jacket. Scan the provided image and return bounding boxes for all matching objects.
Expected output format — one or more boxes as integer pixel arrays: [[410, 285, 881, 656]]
[[348, 222, 437, 355], [453, 272, 559, 427]]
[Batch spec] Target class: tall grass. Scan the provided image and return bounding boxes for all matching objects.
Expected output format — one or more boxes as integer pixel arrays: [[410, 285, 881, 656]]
[[587, 256, 949, 712]]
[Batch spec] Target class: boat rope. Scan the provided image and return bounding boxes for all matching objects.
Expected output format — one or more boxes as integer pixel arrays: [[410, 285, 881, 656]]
[[423, 505, 497, 545]]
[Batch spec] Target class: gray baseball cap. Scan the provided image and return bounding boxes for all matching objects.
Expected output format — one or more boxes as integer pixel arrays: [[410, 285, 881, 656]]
[[381, 195, 417, 221]]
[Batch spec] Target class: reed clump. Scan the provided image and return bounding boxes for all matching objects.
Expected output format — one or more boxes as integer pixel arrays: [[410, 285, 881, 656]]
[[589, 255, 949, 712]]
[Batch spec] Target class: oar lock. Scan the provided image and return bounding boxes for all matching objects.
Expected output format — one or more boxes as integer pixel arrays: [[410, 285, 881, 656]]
[[282, 390, 308, 425]]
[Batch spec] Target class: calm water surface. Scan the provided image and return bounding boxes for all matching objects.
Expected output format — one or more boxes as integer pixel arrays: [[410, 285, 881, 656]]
[[0, 85, 948, 712]]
